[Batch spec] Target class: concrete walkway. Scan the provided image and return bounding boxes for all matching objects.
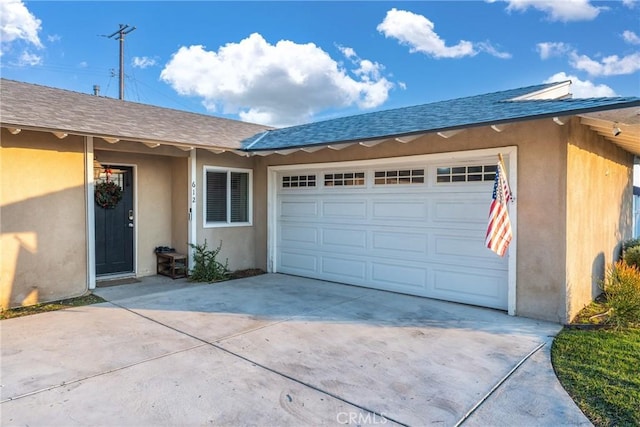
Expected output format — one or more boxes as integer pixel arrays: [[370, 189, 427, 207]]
[[1, 274, 591, 426]]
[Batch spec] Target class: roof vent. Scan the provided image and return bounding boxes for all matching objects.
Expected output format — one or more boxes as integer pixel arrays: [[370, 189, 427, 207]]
[[510, 81, 572, 101]]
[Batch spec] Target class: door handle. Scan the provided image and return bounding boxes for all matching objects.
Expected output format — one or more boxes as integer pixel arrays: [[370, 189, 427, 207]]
[[128, 223, 134, 228]]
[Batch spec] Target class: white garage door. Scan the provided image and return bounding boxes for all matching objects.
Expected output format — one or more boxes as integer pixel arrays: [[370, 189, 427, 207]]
[[273, 154, 509, 310]]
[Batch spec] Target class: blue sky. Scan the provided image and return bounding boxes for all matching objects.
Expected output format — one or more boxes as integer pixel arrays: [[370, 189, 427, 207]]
[[1, 0, 639, 127]]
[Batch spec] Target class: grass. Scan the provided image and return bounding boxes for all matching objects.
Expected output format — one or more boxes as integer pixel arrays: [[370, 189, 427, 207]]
[[0, 294, 106, 320], [552, 298, 640, 426], [571, 294, 610, 325]]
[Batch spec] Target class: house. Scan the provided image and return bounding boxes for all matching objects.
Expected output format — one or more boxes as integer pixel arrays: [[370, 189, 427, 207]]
[[1, 78, 638, 323]]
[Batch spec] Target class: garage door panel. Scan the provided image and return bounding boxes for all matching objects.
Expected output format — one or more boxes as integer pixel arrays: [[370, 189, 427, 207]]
[[321, 256, 367, 280], [433, 234, 496, 261], [432, 268, 507, 309], [280, 251, 317, 273], [372, 201, 428, 220], [322, 228, 367, 249], [281, 225, 318, 245], [432, 198, 490, 224], [280, 200, 318, 217], [322, 200, 367, 218], [371, 262, 428, 290], [372, 231, 428, 254]]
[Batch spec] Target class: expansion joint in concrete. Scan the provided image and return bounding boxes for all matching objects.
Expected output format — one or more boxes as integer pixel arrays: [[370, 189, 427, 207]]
[[452, 340, 548, 426]]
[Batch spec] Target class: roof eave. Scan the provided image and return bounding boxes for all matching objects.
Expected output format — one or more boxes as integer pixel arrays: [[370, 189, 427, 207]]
[[0, 122, 243, 153]]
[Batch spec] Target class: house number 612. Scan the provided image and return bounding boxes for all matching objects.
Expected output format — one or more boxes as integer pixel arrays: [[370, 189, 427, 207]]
[[192, 181, 196, 203]]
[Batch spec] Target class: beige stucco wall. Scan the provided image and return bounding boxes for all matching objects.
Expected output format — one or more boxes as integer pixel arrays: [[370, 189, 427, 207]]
[[511, 121, 569, 322], [171, 157, 189, 255], [1, 129, 87, 309], [196, 151, 256, 271], [565, 119, 633, 322], [96, 150, 177, 277]]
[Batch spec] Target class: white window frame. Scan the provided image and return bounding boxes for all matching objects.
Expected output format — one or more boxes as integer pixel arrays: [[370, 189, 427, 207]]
[[203, 166, 253, 228]]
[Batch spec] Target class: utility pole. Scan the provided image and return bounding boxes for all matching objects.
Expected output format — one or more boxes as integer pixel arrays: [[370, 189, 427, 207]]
[[107, 24, 136, 100]]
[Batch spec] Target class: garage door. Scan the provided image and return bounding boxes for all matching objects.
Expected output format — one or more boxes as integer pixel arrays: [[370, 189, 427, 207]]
[[274, 155, 509, 310]]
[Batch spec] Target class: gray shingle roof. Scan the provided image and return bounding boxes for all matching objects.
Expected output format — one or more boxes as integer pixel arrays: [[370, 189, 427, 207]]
[[242, 82, 640, 151], [3, 79, 638, 154], [0, 79, 270, 150]]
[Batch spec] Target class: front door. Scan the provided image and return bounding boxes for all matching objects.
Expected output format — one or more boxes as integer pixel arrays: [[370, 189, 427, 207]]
[[95, 165, 134, 275]]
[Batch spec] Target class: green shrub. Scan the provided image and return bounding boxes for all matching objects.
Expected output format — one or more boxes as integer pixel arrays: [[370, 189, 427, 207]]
[[624, 246, 640, 269], [622, 238, 640, 252], [188, 240, 229, 282], [602, 261, 640, 328]]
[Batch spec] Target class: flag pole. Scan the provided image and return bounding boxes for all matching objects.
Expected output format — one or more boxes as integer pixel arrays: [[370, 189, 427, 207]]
[[497, 153, 512, 202]]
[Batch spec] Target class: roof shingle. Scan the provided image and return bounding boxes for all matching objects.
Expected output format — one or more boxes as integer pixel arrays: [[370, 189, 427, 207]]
[[0, 79, 270, 150], [242, 82, 640, 151]]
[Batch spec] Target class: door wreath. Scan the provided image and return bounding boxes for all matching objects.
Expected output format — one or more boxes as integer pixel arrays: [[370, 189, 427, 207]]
[[95, 181, 123, 209]]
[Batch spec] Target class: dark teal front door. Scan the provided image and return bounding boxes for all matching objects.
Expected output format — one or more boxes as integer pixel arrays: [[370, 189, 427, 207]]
[[95, 166, 134, 275]]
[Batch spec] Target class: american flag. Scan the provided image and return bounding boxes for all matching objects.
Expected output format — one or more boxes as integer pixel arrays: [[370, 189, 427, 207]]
[[485, 157, 512, 257]]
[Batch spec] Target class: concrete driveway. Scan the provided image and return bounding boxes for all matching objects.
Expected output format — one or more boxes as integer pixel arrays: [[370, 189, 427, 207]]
[[1, 274, 590, 426]]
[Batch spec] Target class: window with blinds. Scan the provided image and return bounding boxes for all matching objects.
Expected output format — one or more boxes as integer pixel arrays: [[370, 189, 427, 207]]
[[230, 172, 248, 222], [204, 167, 252, 226]]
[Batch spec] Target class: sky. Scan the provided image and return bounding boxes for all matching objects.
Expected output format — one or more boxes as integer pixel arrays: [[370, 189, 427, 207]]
[[1, 0, 639, 128]]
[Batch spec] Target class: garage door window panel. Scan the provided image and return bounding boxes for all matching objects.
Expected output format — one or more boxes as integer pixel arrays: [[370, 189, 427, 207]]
[[205, 167, 252, 227], [283, 175, 316, 188], [436, 165, 497, 183], [324, 172, 365, 187], [374, 169, 424, 185]]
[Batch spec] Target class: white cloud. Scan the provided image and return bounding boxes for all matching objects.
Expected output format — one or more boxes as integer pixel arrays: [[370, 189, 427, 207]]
[[569, 51, 640, 76], [132, 56, 157, 69], [47, 34, 61, 43], [337, 45, 356, 59], [377, 8, 477, 59], [622, 0, 637, 8], [536, 41, 640, 76], [79, 61, 88, 68], [622, 30, 640, 45], [544, 72, 616, 97], [160, 33, 394, 127], [477, 41, 512, 59], [377, 9, 510, 59], [0, 0, 43, 48], [537, 42, 571, 59], [16, 50, 42, 66], [491, 0, 602, 22]]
